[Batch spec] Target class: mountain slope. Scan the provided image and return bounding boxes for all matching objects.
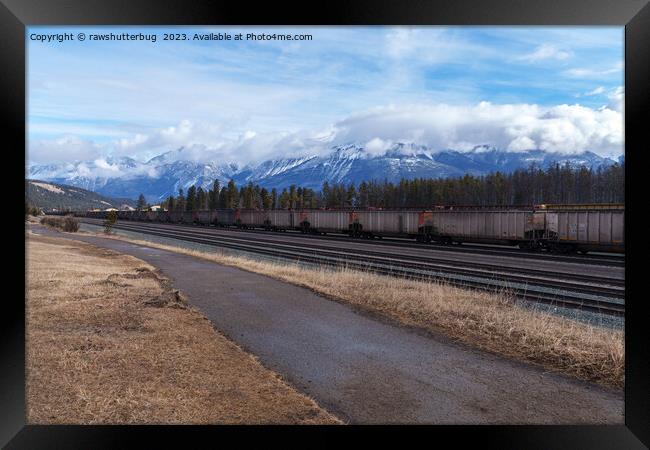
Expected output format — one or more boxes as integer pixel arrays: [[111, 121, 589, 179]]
[[26, 180, 137, 212], [27, 144, 620, 201]]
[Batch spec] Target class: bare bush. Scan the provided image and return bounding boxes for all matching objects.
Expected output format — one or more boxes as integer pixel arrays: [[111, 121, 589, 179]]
[[40, 215, 80, 233], [62, 216, 80, 232]]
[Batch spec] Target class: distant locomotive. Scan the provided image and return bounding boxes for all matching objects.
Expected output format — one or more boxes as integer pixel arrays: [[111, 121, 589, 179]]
[[83, 204, 624, 254]]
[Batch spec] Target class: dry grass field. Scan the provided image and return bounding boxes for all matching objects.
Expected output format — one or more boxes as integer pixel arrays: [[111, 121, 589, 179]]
[[98, 233, 624, 389], [26, 232, 340, 424]]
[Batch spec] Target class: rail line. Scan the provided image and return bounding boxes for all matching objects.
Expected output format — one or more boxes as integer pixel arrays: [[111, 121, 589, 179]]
[[82, 217, 624, 266], [88, 217, 624, 266], [88, 220, 624, 289], [81, 219, 625, 316]]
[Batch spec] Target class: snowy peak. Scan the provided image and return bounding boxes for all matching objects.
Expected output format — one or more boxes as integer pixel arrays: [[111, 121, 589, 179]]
[[27, 143, 621, 202]]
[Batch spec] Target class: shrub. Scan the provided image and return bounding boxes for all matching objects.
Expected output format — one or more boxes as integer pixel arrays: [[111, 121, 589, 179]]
[[40, 217, 60, 227], [103, 210, 118, 234], [40, 215, 79, 233], [62, 216, 80, 232]]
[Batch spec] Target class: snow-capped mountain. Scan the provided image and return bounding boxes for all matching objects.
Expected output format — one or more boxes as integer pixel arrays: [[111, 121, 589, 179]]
[[27, 143, 620, 202]]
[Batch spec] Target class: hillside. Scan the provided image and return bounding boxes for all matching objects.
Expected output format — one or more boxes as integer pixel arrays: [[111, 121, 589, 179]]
[[26, 180, 136, 212]]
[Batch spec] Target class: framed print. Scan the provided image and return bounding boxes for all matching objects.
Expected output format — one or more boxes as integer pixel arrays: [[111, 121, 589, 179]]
[[4, 0, 649, 447]]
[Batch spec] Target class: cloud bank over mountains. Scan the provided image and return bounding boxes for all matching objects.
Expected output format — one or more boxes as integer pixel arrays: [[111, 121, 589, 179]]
[[28, 26, 623, 170], [29, 99, 623, 170]]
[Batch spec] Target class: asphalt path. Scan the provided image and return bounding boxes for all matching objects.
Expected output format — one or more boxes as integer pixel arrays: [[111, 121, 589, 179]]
[[30, 225, 623, 424]]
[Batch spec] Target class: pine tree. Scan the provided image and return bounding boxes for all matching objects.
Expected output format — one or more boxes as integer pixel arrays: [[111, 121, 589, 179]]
[[209, 180, 220, 210], [166, 195, 175, 212], [322, 181, 331, 208], [260, 188, 272, 210], [271, 188, 278, 209], [197, 187, 207, 210], [136, 193, 147, 210], [244, 182, 255, 208], [186, 186, 197, 211], [346, 183, 357, 208], [218, 187, 228, 208], [226, 180, 238, 208], [176, 188, 185, 211], [279, 188, 290, 209]]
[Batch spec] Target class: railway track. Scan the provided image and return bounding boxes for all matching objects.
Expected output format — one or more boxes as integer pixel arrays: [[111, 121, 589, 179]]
[[228, 229, 626, 267], [81, 218, 625, 266], [81, 219, 625, 316], [87, 220, 623, 288], [228, 229, 618, 266]]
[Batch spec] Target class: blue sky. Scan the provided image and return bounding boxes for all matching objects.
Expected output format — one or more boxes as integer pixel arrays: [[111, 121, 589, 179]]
[[27, 26, 624, 165]]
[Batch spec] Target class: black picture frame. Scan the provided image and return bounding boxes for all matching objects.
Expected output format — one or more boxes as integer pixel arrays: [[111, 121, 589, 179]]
[[4, 0, 649, 447]]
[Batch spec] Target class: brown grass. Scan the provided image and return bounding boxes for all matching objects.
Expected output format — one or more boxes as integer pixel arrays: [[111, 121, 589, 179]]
[[94, 232, 624, 389], [26, 232, 340, 424]]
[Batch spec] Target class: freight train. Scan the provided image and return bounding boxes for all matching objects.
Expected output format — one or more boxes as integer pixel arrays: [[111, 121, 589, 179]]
[[82, 204, 625, 254]]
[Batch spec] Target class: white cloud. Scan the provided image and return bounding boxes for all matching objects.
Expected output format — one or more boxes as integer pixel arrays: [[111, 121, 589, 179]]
[[330, 102, 622, 156], [607, 86, 624, 112], [520, 44, 571, 62], [28, 101, 623, 169], [564, 61, 623, 78], [385, 28, 419, 59], [364, 137, 393, 155], [28, 135, 102, 164], [507, 136, 536, 151], [94, 158, 120, 171], [578, 86, 606, 97]]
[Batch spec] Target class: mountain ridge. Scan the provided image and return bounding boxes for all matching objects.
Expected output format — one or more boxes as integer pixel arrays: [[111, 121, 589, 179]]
[[26, 179, 137, 212], [27, 143, 620, 202]]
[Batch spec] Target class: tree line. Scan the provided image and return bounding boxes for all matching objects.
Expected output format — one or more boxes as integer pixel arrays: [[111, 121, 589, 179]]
[[155, 162, 624, 211], [158, 180, 321, 212]]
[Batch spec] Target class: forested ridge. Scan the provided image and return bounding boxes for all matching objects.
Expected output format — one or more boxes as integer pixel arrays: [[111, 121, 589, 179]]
[[158, 162, 625, 211]]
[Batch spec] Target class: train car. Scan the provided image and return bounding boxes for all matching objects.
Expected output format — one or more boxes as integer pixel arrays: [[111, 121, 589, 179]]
[[232, 209, 292, 230], [265, 209, 293, 230], [542, 207, 624, 254], [177, 211, 194, 223], [213, 209, 236, 227], [193, 210, 215, 226], [293, 210, 349, 234], [424, 209, 543, 246], [165, 211, 182, 223], [156, 210, 170, 223], [350, 210, 421, 238], [236, 209, 267, 229]]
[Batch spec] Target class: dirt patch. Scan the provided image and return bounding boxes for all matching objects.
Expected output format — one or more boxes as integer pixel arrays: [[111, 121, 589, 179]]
[[26, 232, 340, 424]]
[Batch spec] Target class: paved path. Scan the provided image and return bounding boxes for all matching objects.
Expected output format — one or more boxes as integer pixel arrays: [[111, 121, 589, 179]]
[[30, 226, 624, 424]]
